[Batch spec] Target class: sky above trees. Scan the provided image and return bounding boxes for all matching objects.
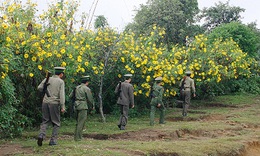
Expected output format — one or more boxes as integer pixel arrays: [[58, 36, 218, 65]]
[[31, 0, 260, 30]]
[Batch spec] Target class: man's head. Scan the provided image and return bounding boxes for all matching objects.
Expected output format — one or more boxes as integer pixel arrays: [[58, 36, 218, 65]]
[[124, 74, 133, 82], [54, 67, 66, 77], [185, 71, 191, 76], [81, 76, 91, 84]]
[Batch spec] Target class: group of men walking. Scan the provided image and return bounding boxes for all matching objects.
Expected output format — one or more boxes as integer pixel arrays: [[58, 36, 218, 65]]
[[36, 67, 195, 146]]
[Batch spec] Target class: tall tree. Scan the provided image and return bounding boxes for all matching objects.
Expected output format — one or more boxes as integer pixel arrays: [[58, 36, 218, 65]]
[[94, 15, 108, 29], [126, 0, 199, 46], [199, 1, 245, 30]]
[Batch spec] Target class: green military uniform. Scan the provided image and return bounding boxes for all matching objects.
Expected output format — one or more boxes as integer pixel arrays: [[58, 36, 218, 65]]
[[179, 71, 196, 116], [37, 67, 66, 146], [70, 76, 95, 141], [150, 77, 165, 126], [115, 74, 134, 130]]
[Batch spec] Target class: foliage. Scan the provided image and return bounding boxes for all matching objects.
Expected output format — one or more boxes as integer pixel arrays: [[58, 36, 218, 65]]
[[0, 77, 28, 138], [199, 1, 245, 30], [207, 22, 260, 57], [126, 0, 199, 46], [94, 15, 108, 29], [0, 0, 260, 132]]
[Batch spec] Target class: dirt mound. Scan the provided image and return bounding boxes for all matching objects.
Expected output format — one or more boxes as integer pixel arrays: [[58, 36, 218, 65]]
[[239, 141, 260, 156], [166, 114, 227, 122]]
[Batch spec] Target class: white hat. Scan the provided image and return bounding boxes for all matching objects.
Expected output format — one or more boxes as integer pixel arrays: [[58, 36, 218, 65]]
[[124, 74, 133, 77], [54, 67, 66, 73], [185, 71, 191, 74], [155, 77, 163, 81]]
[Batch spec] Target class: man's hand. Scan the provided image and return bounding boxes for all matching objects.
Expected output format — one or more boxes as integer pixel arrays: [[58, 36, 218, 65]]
[[61, 108, 66, 113], [131, 104, 135, 109], [193, 93, 196, 97], [157, 104, 161, 108]]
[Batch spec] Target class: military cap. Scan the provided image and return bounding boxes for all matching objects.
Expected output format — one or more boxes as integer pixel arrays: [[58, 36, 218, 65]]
[[185, 71, 192, 75], [54, 67, 66, 73], [81, 75, 91, 81], [155, 76, 163, 81], [124, 74, 133, 78]]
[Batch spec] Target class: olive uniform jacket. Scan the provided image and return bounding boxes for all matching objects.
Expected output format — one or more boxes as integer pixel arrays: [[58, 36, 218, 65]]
[[179, 76, 196, 93], [115, 80, 134, 106], [69, 83, 94, 110], [150, 83, 164, 106], [38, 75, 65, 110]]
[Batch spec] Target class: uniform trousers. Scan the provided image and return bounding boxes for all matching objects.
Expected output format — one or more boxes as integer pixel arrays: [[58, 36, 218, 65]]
[[150, 105, 165, 126], [118, 104, 129, 127], [74, 109, 88, 141], [181, 90, 191, 116], [39, 102, 60, 141]]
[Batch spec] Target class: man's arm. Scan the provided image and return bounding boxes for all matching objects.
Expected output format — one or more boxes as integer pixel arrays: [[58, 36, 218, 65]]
[[129, 85, 135, 108], [86, 88, 95, 110], [60, 81, 66, 112]]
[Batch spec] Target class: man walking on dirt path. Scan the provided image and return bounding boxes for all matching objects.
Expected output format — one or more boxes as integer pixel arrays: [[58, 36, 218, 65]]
[[70, 76, 95, 141], [179, 70, 196, 116], [115, 74, 135, 130], [37, 67, 66, 146], [149, 76, 165, 126]]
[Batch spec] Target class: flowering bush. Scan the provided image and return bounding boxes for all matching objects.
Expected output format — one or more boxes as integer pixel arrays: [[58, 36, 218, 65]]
[[0, 0, 259, 126]]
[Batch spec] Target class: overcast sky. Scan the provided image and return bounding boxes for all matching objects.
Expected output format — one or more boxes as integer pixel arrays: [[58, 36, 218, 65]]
[[33, 0, 260, 31]]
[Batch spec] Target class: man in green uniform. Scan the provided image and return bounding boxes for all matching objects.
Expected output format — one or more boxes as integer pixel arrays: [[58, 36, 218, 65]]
[[179, 71, 196, 116], [37, 67, 66, 146], [115, 74, 135, 130], [149, 76, 165, 126], [70, 76, 95, 141]]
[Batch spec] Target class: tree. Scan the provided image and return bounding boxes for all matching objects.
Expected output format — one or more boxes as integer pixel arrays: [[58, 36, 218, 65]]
[[199, 1, 245, 30], [94, 15, 108, 29], [126, 0, 199, 47], [207, 22, 260, 57]]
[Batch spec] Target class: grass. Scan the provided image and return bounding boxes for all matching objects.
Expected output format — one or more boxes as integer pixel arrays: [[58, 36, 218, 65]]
[[2, 94, 260, 156]]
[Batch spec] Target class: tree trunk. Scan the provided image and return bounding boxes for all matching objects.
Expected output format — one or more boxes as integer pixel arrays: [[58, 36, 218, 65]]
[[98, 76, 106, 122]]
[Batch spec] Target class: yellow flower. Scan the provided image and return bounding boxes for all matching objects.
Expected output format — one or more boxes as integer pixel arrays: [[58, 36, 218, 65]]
[[2, 23, 8, 29], [60, 48, 66, 54], [31, 35, 37, 39], [54, 40, 58, 45], [24, 53, 29, 59], [61, 62, 66, 67], [29, 73, 34, 77], [1, 72, 6, 79], [60, 35, 66, 40], [85, 44, 90, 49], [84, 61, 89, 66], [38, 65, 42, 70], [32, 56, 37, 62], [3, 14, 7, 20], [41, 40, 45, 44], [47, 32, 52, 37], [47, 52, 52, 57], [6, 37, 11, 42], [77, 56, 82, 62], [121, 57, 125, 63]]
